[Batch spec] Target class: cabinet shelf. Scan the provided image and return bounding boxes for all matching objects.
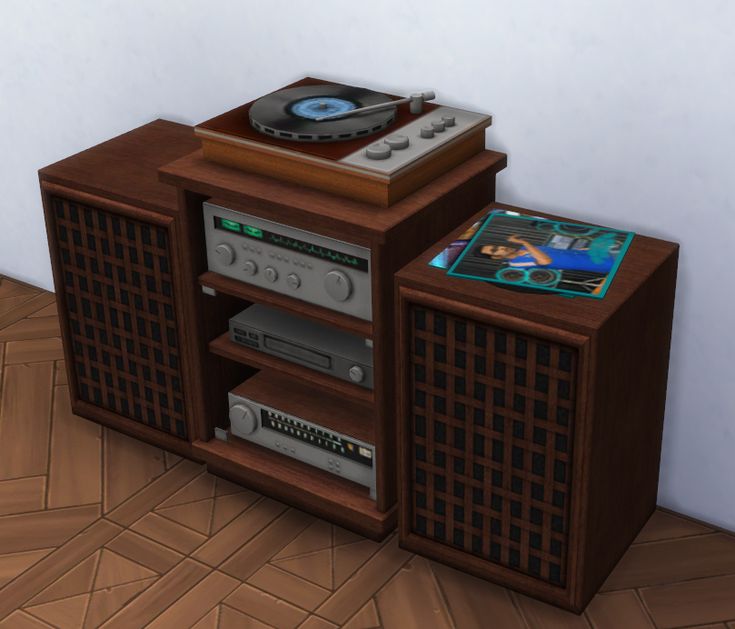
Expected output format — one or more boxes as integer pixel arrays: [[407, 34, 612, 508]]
[[198, 271, 373, 339], [192, 437, 395, 540], [209, 332, 375, 406]]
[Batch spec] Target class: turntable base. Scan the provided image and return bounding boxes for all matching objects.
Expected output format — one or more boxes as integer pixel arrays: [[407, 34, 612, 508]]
[[200, 129, 485, 206], [196, 78, 492, 206]]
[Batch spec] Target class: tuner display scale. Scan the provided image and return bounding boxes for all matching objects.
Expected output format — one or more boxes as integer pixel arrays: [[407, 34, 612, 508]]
[[227, 381, 376, 499], [230, 304, 373, 389], [204, 201, 372, 320]]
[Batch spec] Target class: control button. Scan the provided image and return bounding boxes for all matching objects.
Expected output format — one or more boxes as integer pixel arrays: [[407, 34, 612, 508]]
[[366, 143, 391, 160], [348, 365, 365, 383], [286, 273, 301, 289], [384, 134, 409, 149], [442, 115, 456, 127], [215, 243, 235, 266], [243, 260, 258, 276], [264, 266, 278, 282], [229, 403, 257, 435], [324, 270, 352, 302], [431, 119, 446, 132], [420, 126, 435, 139]]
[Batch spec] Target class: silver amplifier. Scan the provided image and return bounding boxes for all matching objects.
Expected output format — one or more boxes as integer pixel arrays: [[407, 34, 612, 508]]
[[229, 304, 373, 389], [203, 202, 372, 321], [227, 388, 376, 500]]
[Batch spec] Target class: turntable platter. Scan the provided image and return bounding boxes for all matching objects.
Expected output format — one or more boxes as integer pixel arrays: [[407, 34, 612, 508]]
[[249, 85, 396, 142]]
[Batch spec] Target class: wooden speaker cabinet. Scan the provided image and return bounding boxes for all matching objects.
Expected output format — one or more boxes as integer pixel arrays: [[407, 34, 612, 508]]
[[39, 121, 202, 455], [395, 203, 678, 612]]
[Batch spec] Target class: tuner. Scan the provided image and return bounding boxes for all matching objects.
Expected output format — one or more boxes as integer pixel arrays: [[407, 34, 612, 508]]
[[325, 270, 352, 302], [204, 202, 372, 320], [229, 403, 258, 436]]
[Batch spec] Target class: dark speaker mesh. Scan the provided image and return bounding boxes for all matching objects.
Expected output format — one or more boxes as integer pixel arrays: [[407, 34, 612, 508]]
[[51, 196, 187, 439], [408, 304, 577, 586]]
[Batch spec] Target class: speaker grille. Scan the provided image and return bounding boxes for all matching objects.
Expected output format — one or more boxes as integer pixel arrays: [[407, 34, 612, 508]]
[[51, 196, 187, 439], [408, 304, 576, 586]]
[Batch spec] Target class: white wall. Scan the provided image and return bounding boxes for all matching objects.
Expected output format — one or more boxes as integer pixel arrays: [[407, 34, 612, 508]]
[[1, 0, 734, 529]]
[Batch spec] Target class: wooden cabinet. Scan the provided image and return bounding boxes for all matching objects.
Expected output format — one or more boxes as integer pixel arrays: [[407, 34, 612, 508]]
[[395, 203, 678, 609], [40, 119, 507, 539], [159, 147, 506, 539], [39, 121, 201, 457]]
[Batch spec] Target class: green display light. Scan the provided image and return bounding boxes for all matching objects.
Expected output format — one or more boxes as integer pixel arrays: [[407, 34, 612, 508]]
[[220, 219, 241, 233], [244, 225, 264, 239]]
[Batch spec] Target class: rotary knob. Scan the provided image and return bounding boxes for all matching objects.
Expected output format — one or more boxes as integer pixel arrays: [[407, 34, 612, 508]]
[[264, 266, 278, 283], [348, 365, 365, 383], [229, 403, 257, 436], [442, 115, 456, 127], [431, 119, 446, 132], [324, 270, 352, 302], [366, 143, 391, 160], [215, 243, 235, 266], [420, 126, 435, 139], [243, 260, 258, 276], [286, 273, 301, 289], [384, 134, 409, 150]]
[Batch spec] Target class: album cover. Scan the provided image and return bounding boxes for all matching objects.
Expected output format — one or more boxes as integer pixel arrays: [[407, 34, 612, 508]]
[[445, 211, 634, 298]]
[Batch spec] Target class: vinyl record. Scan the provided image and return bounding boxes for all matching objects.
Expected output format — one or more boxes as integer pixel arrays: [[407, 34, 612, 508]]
[[249, 85, 396, 142]]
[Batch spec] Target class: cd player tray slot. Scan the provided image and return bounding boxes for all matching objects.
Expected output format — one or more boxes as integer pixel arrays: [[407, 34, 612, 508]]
[[209, 332, 375, 406]]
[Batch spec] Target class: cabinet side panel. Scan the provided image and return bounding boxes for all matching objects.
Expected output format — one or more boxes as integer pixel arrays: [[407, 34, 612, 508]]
[[580, 249, 679, 604]]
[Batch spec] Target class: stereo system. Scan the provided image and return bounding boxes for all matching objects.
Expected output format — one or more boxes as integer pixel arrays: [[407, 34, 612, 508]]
[[204, 201, 372, 320], [228, 373, 376, 499], [229, 304, 373, 388]]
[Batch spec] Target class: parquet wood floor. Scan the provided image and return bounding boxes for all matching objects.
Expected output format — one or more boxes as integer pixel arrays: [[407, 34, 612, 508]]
[[0, 275, 733, 628]]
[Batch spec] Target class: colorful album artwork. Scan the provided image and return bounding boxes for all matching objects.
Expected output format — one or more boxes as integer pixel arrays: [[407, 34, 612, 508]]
[[444, 211, 634, 298]]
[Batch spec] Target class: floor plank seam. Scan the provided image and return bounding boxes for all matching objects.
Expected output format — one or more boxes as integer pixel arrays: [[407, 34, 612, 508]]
[[426, 559, 460, 629], [631, 531, 722, 547]]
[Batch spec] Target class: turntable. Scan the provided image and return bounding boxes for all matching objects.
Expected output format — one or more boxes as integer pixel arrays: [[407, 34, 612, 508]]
[[195, 78, 492, 206]]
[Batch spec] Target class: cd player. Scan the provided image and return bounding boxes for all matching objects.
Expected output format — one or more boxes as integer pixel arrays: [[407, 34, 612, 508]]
[[229, 304, 373, 389]]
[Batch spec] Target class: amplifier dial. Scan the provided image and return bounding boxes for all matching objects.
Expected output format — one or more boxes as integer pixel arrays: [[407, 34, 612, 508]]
[[286, 273, 301, 289], [324, 270, 352, 302], [215, 243, 235, 266], [264, 266, 278, 283], [229, 403, 258, 435], [243, 260, 258, 276]]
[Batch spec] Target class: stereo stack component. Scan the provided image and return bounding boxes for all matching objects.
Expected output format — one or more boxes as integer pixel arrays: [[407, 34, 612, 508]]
[[204, 201, 372, 321], [195, 77, 492, 206], [229, 304, 373, 389], [227, 372, 376, 498], [395, 203, 678, 611]]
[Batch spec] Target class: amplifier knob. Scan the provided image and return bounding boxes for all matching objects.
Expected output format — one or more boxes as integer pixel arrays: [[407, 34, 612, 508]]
[[324, 270, 352, 302], [348, 365, 365, 383], [264, 266, 278, 282], [442, 115, 456, 127], [431, 119, 446, 132], [229, 403, 257, 436], [286, 273, 301, 289], [243, 260, 258, 276], [215, 243, 235, 266], [420, 125, 435, 139]]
